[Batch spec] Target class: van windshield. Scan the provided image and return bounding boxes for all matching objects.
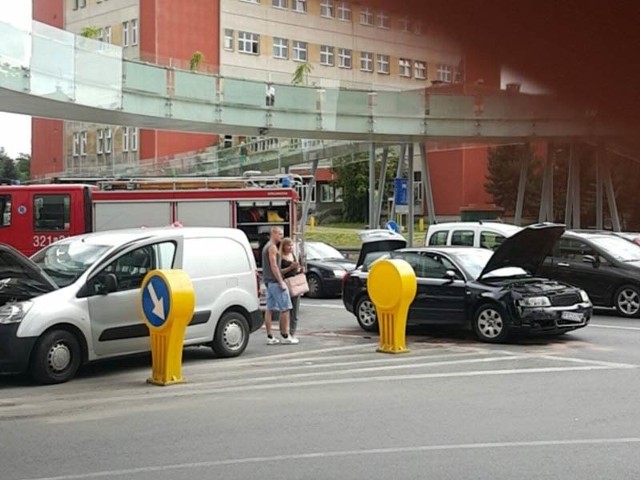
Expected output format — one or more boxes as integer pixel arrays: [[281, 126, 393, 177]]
[[31, 242, 110, 288]]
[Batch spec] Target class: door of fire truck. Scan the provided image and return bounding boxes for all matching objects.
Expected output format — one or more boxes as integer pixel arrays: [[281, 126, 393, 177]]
[[0, 184, 92, 257]]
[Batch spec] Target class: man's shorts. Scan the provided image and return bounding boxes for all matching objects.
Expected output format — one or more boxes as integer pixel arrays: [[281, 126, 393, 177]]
[[266, 282, 293, 312]]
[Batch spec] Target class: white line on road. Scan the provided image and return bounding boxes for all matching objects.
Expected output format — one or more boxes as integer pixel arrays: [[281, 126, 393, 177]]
[[589, 323, 640, 331], [300, 302, 344, 309], [20, 437, 640, 480]]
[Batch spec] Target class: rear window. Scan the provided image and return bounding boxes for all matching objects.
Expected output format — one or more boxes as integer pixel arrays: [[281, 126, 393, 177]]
[[451, 230, 474, 246], [428, 230, 448, 246]]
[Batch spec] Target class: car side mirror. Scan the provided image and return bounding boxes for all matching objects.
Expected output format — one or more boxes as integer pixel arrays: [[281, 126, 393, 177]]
[[444, 270, 458, 283], [582, 255, 599, 267]]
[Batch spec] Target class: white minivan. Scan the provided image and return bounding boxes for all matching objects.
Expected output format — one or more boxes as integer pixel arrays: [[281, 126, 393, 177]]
[[425, 221, 522, 250], [0, 227, 262, 384]]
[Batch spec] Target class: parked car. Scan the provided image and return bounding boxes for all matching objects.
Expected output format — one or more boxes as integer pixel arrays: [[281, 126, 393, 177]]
[[424, 221, 522, 250], [343, 224, 592, 343], [613, 231, 640, 246], [538, 230, 640, 317], [303, 241, 356, 298], [0, 227, 263, 384]]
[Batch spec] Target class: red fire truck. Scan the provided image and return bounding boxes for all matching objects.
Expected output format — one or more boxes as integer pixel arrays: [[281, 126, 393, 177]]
[[0, 175, 303, 264]]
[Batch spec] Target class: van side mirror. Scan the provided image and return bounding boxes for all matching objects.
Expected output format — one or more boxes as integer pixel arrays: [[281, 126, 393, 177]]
[[583, 255, 599, 267]]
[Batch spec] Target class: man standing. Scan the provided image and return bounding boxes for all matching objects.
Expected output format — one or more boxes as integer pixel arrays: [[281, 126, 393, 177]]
[[262, 226, 298, 345]]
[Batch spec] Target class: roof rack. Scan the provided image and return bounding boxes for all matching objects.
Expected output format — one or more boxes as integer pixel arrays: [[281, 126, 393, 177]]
[[95, 173, 306, 191]]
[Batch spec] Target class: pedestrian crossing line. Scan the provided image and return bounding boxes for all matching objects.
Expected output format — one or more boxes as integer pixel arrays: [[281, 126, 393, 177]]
[[492, 349, 638, 369]]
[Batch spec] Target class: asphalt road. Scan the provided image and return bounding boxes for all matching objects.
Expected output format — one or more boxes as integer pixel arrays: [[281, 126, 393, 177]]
[[1, 299, 639, 480]]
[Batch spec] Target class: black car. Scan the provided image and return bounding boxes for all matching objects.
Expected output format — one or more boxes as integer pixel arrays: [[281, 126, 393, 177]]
[[342, 224, 592, 343], [538, 230, 640, 318], [304, 241, 356, 298]]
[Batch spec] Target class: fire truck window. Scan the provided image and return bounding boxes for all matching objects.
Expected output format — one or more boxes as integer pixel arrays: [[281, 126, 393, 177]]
[[0, 195, 10, 227], [34, 194, 71, 231]]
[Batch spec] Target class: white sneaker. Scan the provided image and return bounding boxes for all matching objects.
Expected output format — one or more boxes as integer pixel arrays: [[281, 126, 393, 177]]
[[266, 336, 280, 345], [280, 336, 299, 345]]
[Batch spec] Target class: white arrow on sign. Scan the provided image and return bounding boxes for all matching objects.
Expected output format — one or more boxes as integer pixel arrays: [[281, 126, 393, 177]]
[[148, 282, 165, 320]]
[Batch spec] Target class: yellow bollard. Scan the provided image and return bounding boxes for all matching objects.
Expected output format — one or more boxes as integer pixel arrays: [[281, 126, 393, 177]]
[[418, 217, 425, 232], [140, 270, 195, 386], [368, 259, 417, 354], [309, 215, 315, 230]]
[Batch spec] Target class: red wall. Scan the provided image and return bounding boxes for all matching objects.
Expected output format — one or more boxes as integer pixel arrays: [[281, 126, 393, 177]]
[[31, 0, 64, 178], [139, 0, 220, 161]]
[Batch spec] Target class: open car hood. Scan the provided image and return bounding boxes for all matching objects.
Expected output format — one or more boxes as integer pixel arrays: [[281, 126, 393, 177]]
[[0, 243, 58, 306], [479, 223, 565, 278], [356, 229, 407, 268]]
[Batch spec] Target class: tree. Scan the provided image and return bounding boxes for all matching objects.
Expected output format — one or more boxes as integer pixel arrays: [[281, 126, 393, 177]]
[[80, 26, 101, 39], [291, 62, 313, 86], [15, 154, 31, 183], [484, 144, 543, 218], [190, 51, 204, 72]]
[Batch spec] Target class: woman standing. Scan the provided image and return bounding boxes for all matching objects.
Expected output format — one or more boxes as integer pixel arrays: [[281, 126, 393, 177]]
[[279, 237, 302, 339]]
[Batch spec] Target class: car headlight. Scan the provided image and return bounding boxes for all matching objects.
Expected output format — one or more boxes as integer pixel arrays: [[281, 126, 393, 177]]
[[519, 296, 551, 307], [579, 290, 590, 303], [0, 301, 33, 324], [332, 269, 346, 278]]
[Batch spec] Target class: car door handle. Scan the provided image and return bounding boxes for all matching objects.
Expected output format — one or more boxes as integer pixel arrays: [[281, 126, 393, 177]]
[[557, 262, 570, 267]]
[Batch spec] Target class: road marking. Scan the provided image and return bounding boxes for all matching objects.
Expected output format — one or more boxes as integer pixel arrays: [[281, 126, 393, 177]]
[[300, 302, 344, 309], [20, 437, 640, 480], [589, 323, 640, 332]]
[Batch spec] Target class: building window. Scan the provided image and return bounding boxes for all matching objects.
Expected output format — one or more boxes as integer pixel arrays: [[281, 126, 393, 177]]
[[122, 127, 130, 152], [399, 58, 411, 77], [320, 45, 334, 66], [224, 29, 234, 50], [338, 48, 352, 69], [80, 0, 87, 6], [320, 184, 334, 203], [377, 11, 390, 28], [399, 16, 410, 32], [103, 26, 112, 44], [414, 61, 426, 79], [131, 127, 138, 152], [272, 0, 287, 7], [240, 0, 260, 3], [105, 128, 113, 154], [437, 64, 452, 83], [376, 54, 389, 74], [273, 37, 289, 59], [292, 40, 308, 61], [73, 0, 79, 10], [337, 1, 351, 21], [320, 0, 334, 18], [80, 131, 87, 157], [122, 21, 129, 47], [97, 129, 104, 154], [414, 21, 423, 35], [131, 19, 138, 46], [238, 31, 260, 54], [72, 132, 80, 157], [293, 0, 307, 13], [360, 52, 373, 72], [360, 7, 373, 25]]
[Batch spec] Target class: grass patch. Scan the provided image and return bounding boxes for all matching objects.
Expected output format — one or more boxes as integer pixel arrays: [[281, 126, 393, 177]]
[[305, 224, 426, 248]]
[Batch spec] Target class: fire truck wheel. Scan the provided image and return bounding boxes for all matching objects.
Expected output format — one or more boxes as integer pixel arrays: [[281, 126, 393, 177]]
[[212, 311, 250, 358], [30, 329, 82, 385]]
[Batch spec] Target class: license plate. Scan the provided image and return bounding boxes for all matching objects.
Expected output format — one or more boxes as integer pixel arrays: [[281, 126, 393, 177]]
[[561, 311, 584, 322]]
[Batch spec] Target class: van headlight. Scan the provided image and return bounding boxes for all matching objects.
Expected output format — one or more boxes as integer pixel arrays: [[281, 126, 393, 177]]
[[579, 290, 590, 303], [519, 296, 551, 307], [0, 302, 33, 324]]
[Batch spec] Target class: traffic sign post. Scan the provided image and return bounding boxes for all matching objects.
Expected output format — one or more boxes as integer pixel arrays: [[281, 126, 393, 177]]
[[140, 270, 195, 386]]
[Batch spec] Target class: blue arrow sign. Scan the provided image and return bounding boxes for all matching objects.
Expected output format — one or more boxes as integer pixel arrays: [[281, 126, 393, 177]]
[[141, 275, 171, 327]]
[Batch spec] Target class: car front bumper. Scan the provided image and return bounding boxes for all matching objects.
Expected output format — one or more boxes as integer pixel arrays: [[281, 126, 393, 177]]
[[511, 303, 593, 334], [0, 323, 36, 375]]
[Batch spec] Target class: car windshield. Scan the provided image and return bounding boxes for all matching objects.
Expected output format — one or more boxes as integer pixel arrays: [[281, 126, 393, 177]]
[[305, 242, 345, 260], [590, 236, 640, 262], [31, 241, 110, 288], [451, 249, 527, 280]]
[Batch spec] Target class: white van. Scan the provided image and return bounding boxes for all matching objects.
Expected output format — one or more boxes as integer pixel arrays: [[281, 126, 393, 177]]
[[424, 221, 522, 250], [0, 227, 262, 384]]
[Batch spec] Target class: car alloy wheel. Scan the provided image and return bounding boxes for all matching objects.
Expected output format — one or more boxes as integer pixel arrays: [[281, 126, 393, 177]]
[[356, 296, 378, 332], [307, 273, 322, 298], [615, 285, 640, 318], [474, 304, 509, 343]]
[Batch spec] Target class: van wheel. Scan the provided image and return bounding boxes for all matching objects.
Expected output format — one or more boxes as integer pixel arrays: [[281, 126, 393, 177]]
[[473, 304, 510, 343], [30, 330, 81, 384], [614, 285, 640, 318], [212, 311, 249, 358], [356, 296, 378, 332]]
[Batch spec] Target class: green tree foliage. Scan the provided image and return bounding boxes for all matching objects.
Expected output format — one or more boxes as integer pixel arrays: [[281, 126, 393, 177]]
[[333, 150, 398, 223], [15, 154, 31, 183], [291, 62, 313, 86], [0, 148, 30, 183], [190, 51, 204, 72], [80, 26, 101, 39], [484, 144, 543, 218]]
